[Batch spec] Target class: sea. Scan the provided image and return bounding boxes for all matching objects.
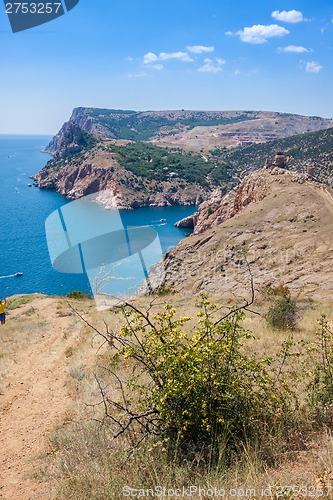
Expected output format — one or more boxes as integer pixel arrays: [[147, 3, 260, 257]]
[[0, 135, 196, 298]]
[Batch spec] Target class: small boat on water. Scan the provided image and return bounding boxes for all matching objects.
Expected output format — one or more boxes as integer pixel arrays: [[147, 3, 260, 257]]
[[160, 218, 167, 223], [15, 272, 23, 277], [28, 183, 32, 187]]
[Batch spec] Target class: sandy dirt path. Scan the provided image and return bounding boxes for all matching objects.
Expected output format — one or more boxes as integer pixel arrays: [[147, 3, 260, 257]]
[[0, 297, 83, 499]]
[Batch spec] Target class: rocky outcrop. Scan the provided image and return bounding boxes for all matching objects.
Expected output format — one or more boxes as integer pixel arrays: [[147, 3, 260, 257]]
[[265, 152, 288, 169], [175, 164, 309, 235], [163, 168, 333, 301], [45, 109, 120, 155], [174, 214, 197, 229], [69, 107, 121, 139], [34, 147, 208, 210], [45, 121, 95, 157], [35, 161, 122, 203], [175, 187, 236, 235]]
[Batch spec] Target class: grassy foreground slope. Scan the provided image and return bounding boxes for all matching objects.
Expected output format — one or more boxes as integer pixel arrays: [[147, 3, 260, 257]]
[[2, 293, 333, 498]]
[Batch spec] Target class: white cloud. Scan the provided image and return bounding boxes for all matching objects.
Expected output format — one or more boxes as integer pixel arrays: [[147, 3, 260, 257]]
[[272, 10, 304, 23], [186, 45, 214, 54], [160, 51, 194, 62], [143, 52, 159, 64], [234, 24, 289, 44], [151, 64, 164, 71], [277, 45, 311, 54], [143, 51, 194, 65], [198, 58, 226, 73], [304, 61, 323, 73]]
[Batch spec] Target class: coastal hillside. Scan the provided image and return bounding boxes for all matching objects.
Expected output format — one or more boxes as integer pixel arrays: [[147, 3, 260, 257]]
[[35, 111, 333, 209], [163, 166, 333, 301], [175, 139, 333, 235], [172, 128, 333, 231], [34, 139, 232, 208], [46, 107, 333, 154], [212, 125, 333, 183]]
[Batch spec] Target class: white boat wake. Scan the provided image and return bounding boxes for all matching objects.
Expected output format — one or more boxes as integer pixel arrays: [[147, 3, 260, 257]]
[[0, 273, 23, 279]]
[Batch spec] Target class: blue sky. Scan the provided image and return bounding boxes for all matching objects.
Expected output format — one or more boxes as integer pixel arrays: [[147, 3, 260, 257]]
[[1, 0, 333, 133]]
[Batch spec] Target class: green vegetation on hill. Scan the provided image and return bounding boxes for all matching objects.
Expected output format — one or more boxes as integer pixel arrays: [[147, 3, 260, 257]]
[[81, 130, 98, 150], [90, 109, 256, 141], [90, 108, 136, 116], [103, 116, 177, 141], [43, 119, 333, 205], [107, 141, 232, 186], [212, 126, 333, 183], [80, 119, 333, 188]]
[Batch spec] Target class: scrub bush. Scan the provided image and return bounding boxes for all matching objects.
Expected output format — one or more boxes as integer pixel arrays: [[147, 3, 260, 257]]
[[307, 315, 333, 425], [98, 296, 296, 463], [266, 289, 297, 330]]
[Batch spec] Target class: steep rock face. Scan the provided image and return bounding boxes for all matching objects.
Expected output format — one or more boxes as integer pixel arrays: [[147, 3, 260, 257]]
[[69, 107, 119, 139], [35, 162, 121, 202], [174, 214, 198, 229], [45, 108, 118, 155], [177, 166, 308, 235], [45, 120, 95, 157], [34, 148, 208, 209], [163, 168, 333, 301]]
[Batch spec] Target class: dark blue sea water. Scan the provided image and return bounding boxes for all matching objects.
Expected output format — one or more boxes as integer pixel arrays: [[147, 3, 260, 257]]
[[0, 136, 196, 298]]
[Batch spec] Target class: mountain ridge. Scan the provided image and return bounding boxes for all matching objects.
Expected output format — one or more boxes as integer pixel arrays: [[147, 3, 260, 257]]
[[34, 107, 333, 210], [46, 107, 333, 155]]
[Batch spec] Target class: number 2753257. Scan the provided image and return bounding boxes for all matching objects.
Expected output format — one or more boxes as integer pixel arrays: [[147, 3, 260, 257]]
[[6, 3, 62, 15]]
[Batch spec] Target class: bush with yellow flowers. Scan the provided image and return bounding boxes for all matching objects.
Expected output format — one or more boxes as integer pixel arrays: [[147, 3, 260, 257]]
[[102, 295, 297, 462]]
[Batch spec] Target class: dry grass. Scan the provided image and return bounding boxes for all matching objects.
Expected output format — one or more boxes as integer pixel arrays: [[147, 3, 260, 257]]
[[3, 292, 333, 498], [47, 424, 333, 499], [0, 296, 49, 392], [39, 292, 333, 499]]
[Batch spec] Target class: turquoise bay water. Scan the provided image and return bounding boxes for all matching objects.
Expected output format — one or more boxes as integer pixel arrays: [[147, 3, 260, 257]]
[[0, 136, 196, 298]]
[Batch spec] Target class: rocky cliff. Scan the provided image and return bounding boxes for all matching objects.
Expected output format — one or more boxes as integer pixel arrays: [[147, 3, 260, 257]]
[[34, 145, 208, 209], [45, 121, 97, 157], [175, 154, 292, 234], [164, 167, 333, 301]]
